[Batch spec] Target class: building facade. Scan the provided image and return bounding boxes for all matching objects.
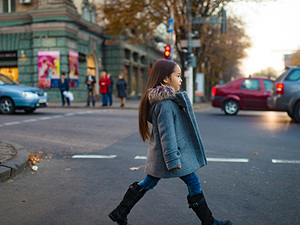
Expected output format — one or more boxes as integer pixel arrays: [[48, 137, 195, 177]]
[[0, 0, 163, 102]]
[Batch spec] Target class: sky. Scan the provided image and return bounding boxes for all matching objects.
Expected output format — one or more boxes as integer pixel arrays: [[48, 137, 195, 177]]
[[227, 0, 300, 76]]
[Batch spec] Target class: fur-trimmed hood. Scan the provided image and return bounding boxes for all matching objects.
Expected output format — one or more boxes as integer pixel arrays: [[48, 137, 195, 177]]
[[148, 85, 176, 105]]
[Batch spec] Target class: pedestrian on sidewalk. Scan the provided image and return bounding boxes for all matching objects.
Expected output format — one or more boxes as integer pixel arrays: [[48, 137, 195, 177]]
[[99, 71, 110, 106], [107, 73, 114, 106], [109, 59, 232, 225], [116, 73, 127, 107], [85, 69, 96, 107], [58, 72, 70, 106]]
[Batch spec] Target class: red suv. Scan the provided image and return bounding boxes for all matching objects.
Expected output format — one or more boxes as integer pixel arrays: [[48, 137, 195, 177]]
[[212, 77, 274, 115]]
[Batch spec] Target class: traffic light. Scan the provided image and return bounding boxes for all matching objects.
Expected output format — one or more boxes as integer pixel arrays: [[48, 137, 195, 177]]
[[164, 45, 171, 59]]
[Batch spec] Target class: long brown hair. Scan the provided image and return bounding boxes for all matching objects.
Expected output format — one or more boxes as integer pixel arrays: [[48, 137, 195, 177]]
[[138, 59, 178, 142]]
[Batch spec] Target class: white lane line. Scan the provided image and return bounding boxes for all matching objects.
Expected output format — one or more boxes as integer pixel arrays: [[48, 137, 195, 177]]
[[272, 159, 300, 164], [65, 113, 75, 116], [51, 115, 63, 118], [207, 158, 249, 163], [23, 119, 39, 123], [72, 155, 117, 159], [3, 121, 21, 126], [134, 156, 249, 163], [135, 156, 147, 160], [38, 116, 52, 120], [0, 111, 97, 127]]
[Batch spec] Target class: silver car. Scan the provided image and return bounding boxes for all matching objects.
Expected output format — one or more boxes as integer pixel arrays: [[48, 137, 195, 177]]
[[267, 66, 300, 123]]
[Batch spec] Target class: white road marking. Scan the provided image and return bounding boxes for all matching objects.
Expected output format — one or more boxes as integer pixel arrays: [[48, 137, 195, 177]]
[[207, 158, 249, 163], [272, 159, 300, 164], [69, 155, 299, 165], [0, 110, 100, 127], [65, 113, 75, 116], [38, 117, 52, 120], [23, 119, 39, 123], [135, 156, 147, 160], [135, 156, 249, 163], [3, 121, 21, 126], [72, 155, 117, 159]]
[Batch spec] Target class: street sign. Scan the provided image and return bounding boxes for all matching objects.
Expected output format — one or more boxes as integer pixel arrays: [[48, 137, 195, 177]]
[[167, 18, 174, 33], [180, 39, 201, 48]]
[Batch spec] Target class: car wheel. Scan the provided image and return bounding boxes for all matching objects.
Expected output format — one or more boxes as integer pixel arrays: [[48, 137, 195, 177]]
[[223, 100, 240, 115], [24, 108, 36, 114], [287, 111, 294, 120], [0, 97, 15, 114], [292, 101, 300, 123]]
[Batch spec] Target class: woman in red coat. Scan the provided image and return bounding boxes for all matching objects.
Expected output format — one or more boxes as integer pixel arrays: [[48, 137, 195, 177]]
[[99, 71, 111, 106]]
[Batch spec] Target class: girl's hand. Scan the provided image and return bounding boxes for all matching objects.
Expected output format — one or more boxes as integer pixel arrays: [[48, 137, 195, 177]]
[[170, 165, 182, 171]]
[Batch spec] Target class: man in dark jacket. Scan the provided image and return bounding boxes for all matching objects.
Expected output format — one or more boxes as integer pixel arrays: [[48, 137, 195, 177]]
[[86, 69, 96, 107], [58, 72, 70, 106]]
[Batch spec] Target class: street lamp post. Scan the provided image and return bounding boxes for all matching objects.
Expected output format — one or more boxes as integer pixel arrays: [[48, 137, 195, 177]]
[[185, 0, 194, 103]]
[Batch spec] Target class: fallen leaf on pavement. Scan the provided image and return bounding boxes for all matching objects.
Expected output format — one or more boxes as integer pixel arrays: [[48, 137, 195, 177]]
[[130, 165, 145, 171]]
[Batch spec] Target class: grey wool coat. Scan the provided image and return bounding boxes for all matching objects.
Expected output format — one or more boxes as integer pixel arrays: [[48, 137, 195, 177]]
[[145, 85, 207, 178]]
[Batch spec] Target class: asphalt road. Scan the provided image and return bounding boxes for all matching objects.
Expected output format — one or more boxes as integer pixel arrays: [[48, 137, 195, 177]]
[[0, 107, 299, 225]]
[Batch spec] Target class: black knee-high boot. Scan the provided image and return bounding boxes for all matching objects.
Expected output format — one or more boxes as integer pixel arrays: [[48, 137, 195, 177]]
[[187, 193, 233, 225], [109, 182, 146, 225]]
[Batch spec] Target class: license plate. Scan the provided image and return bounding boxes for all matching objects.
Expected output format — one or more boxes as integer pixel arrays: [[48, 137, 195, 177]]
[[39, 98, 47, 103]]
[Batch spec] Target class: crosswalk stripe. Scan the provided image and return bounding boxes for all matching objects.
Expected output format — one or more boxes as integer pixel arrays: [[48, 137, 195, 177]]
[[207, 158, 249, 163], [272, 159, 300, 164], [72, 155, 117, 159]]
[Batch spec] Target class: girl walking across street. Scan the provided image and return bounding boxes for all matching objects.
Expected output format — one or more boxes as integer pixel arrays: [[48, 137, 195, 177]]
[[109, 59, 232, 225]]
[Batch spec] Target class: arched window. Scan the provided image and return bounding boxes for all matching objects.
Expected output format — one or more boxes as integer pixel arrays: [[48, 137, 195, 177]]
[[82, 0, 90, 21]]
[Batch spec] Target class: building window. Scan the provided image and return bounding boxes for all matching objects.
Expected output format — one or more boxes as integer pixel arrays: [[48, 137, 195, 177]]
[[90, 4, 96, 23], [82, 0, 90, 21], [1, 0, 16, 13]]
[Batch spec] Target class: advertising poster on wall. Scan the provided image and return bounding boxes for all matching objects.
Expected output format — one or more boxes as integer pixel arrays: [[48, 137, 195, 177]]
[[195, 73, 205, 96], [69, 51, 79, 87], [38, 51, 60, 88]]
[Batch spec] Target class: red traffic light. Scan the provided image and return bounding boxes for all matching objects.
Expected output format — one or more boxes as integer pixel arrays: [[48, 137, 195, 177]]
[[164, 45, 171, 59]]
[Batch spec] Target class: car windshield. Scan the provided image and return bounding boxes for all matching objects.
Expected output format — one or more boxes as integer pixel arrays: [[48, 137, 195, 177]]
[[0, 74, 16, 85]]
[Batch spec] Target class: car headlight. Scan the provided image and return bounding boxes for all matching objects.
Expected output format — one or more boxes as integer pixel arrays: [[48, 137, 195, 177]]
[[22, 91, 38, 98]]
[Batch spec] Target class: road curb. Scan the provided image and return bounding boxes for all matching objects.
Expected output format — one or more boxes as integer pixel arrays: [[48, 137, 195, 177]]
[[0, 140, 28, 182]]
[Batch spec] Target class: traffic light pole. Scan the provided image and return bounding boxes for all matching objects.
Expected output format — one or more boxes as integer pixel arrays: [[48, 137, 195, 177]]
[[185, 0, 193, 104]]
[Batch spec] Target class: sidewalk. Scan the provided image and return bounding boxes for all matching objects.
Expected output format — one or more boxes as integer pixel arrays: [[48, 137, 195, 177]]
[[0, 141, 28, 182], [47, 98, 211, 111], [0, 99, 211, 182]]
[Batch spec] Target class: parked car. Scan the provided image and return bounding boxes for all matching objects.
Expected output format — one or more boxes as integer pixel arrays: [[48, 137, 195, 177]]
[[267, 66, 300, 123], [212, 77, 274, 115], [0, 73, 49, 114]]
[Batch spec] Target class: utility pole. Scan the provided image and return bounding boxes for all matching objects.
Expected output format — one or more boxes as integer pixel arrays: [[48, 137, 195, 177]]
[[185, 0, 193, 103]]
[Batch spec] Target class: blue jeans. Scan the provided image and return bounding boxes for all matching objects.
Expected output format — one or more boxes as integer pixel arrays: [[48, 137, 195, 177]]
[[108, 92, 113, 106], [138, 172, 201, 197], [101, 93, 108, 105]]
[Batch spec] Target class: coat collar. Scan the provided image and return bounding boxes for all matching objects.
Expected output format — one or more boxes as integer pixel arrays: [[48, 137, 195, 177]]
[[148, 85, 176, 105]]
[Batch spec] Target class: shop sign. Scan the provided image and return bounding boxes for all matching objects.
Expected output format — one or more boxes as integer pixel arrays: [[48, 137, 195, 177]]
[[0, 51, 17, 61]]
